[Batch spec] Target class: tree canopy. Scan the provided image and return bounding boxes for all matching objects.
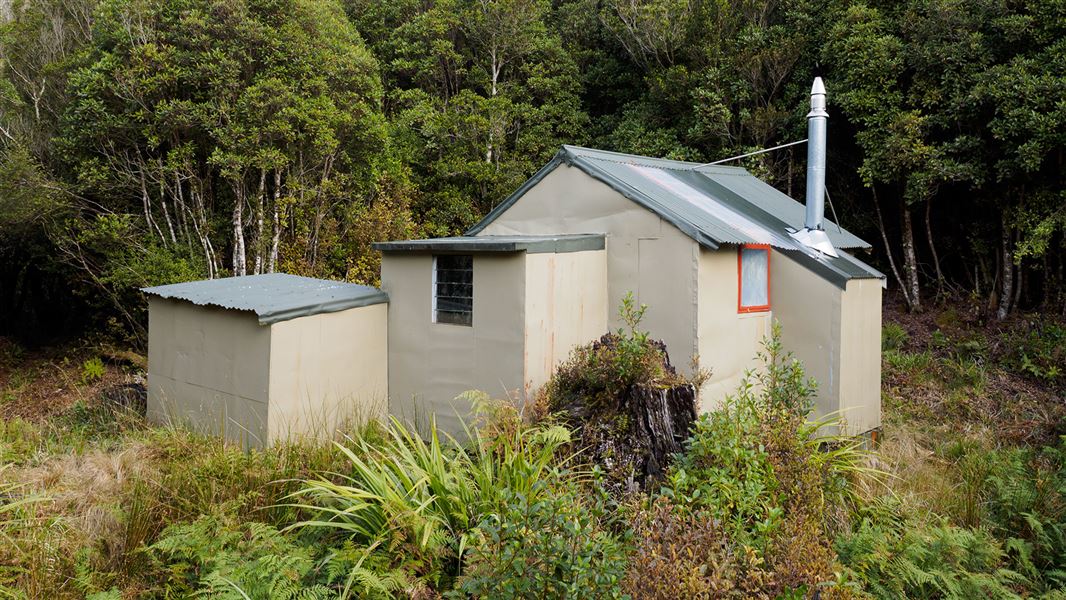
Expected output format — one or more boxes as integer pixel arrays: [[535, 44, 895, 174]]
[[1, 0, 1064, 342]]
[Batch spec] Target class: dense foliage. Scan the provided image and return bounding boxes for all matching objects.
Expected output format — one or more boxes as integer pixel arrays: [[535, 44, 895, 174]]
[[2, 0, 1065, 343]]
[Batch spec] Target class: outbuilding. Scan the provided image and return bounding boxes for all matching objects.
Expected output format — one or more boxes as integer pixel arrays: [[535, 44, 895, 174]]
[[142, 274, 388, 447]]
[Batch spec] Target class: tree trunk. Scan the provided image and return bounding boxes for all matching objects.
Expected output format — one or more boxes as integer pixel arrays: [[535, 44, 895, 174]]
[[253, 169, 266, 275], [268, 168, 281, 273], [901, 203, 922, 312], [924, 199, 945, 296], [872, 186, 912, 309], [997, 214, 1013, 320], [232, 181, 247, 276], [141, 171, 165, 245]]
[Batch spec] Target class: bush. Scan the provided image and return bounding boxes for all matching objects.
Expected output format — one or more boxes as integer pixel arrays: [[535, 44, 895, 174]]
[[290, 411, 578, 595], [454, 480, 628, 598], [1003, 321, 1066, 386], [653, 323, 867, 597], [80, 357, 105, 384], [546, 292, 684, 412], [622, 497, 748, 599]]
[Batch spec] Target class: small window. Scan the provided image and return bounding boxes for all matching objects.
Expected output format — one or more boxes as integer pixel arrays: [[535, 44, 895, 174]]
[[738, 244, 770, 313], [433, 255, 473, 325]]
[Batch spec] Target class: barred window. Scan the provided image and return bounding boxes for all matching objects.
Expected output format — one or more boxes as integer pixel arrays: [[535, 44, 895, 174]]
[[433, 255, 473, 325]]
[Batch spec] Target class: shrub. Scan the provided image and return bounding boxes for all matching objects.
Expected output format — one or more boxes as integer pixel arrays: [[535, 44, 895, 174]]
[[290, 412, 577, 595], [80, 357, 106, 384], [454, 480, 628, 598], [655, 323, 868, 597], [1003, 321, 1066, 385], [546, 292, 683, 412], [622, 497, 748, 599]]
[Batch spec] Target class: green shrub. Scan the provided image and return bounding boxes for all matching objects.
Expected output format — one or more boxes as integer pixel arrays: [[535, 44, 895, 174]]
[[543, 294, 703, 495], [454, 480, 627, 598], [80, 357, 106, 384], [290, 412, 576, 595], [658, 323, 868, 596], [1003, 321, 1066, 385], [546, 292, 683, 412]]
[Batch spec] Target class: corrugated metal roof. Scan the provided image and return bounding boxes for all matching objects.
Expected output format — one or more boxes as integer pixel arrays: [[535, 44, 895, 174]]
[[142, 273, 388, 325], [373, 234, 604, 254], [466, 145, 882, 287]]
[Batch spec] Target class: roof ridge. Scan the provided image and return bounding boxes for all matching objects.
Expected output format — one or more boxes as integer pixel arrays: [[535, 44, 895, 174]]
[[561, 145, 749, 174]]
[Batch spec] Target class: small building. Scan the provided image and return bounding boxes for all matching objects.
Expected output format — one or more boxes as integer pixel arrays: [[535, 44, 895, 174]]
[[377, 79, 883, 435], [142, 274, 388, 447]]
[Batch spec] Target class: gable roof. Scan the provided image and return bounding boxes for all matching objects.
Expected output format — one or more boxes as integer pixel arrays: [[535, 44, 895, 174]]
[[467, 145, 883, 288], [142, 273, 388, 325], [470, 145, 870, 250]]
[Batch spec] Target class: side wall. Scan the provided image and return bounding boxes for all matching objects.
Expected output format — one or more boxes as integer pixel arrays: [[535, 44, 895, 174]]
[[146, 298, 270, 447], [267, 303, 389, 444], [839, 278, 882, 434], [381, 253, 527, 436], [523, 250, 609, 396], [477, 164, 701, 374], [770, 250, 844, 425], [696, 247, 772, 411]]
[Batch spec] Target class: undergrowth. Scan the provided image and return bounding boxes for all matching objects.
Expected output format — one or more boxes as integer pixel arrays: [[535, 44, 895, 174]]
[[2, 304, 1065, 598]]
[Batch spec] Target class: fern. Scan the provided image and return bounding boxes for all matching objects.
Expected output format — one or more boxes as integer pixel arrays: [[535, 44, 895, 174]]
[[149, 514, 339, 599]]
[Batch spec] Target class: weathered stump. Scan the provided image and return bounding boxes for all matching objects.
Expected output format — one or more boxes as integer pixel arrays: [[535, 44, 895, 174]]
[[628, 382, 698, 481], [568, 380, 699, 497]]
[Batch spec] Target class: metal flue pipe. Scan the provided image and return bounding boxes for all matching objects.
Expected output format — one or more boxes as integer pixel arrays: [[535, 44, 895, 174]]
[[804, 77, 828, 231]]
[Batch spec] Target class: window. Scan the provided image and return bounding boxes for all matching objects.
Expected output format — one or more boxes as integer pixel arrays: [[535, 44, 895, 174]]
[[738, 244, 770, 313], [433, 255, 473, 325]]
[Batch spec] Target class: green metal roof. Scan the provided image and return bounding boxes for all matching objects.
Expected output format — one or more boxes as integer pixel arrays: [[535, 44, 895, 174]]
[[373, 234, 604, 254], [142, 273, 388, 325], [466, 145, 882, 287], [470, 145, 871, 250]]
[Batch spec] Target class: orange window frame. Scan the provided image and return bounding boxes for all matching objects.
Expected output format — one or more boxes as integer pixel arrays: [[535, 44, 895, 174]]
[[737, 243, 771, 313]]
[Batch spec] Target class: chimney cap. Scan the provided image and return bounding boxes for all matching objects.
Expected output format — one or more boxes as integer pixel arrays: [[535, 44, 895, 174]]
[[811, 77, 826, 96]]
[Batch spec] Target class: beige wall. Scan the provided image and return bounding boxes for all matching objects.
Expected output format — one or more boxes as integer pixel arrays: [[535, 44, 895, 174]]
[[478, 164, 701, 374], [267, 303, 388, 443], [770, 250, 843, 424], [696, 247, 771, 411], [523, 250, 609, 395], [839, 278, 882, 434], [146, 298, 271, 447], [381, 252, 527, 436]]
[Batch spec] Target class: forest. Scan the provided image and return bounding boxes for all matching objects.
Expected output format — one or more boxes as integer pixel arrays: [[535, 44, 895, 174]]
[[1, 1, 1066, 599], [0, 0, 1064, 345]]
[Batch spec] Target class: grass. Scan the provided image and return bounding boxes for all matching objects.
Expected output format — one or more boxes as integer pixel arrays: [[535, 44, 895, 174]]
[[0, 302, 1064, 598]]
